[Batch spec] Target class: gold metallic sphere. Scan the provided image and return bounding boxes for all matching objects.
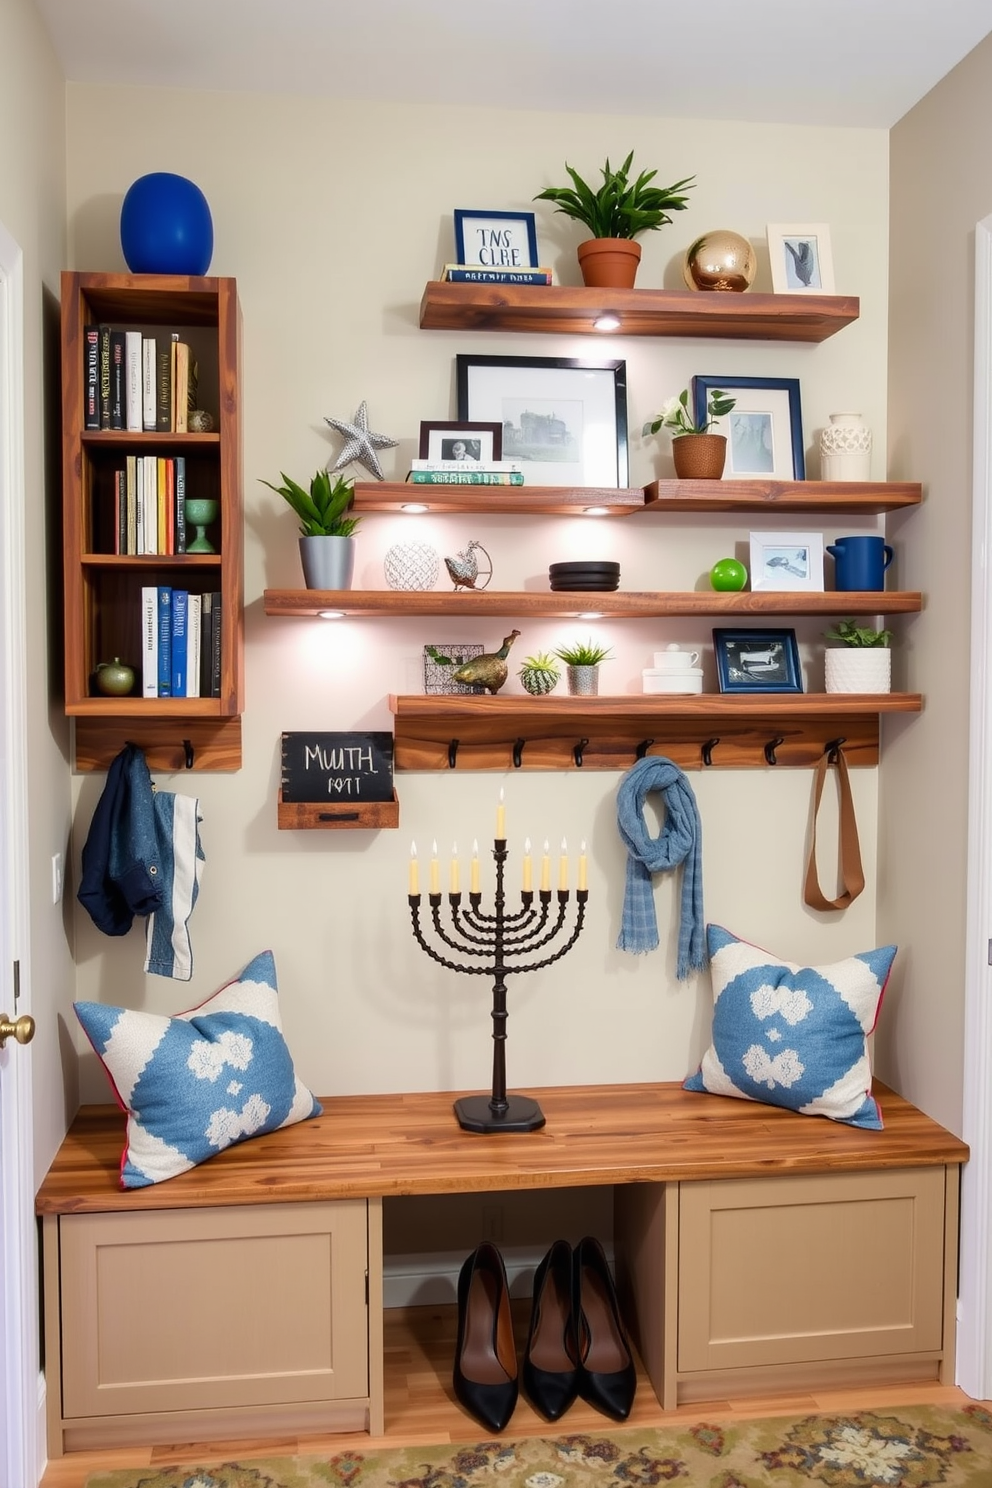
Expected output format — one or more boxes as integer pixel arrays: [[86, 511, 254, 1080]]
[[683, 230, 756, 292]]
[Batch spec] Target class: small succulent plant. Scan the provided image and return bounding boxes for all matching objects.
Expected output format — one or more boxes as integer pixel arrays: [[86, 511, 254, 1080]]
[[518, 652, 561, 696], [554, 638, 613, 667], [260, 469, 360, 538]]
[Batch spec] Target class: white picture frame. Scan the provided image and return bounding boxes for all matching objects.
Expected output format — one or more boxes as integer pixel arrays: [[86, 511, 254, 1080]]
[[766, 223, 836, 294], [749, 530, 825, 592], [453, 210, 540, 269]]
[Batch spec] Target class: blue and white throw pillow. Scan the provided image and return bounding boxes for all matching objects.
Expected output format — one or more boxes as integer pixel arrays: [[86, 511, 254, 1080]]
[[74, 950, 322, 1188], [683, 924, 896, 1129]]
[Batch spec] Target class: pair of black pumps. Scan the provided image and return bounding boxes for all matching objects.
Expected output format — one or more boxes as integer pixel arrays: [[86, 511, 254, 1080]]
[[453, 1236, 637, 1434]]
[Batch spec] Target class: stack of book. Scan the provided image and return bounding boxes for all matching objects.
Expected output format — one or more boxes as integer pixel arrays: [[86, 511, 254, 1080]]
[[108, 454, 190, 555], [406, 459, 525, 487], [141, 586, 222, 699], [439, 263, 552, 286], [84, 326, 198, 433]]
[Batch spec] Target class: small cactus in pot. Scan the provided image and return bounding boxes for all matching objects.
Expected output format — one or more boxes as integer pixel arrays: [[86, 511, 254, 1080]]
[[519, 651, 561, 696]]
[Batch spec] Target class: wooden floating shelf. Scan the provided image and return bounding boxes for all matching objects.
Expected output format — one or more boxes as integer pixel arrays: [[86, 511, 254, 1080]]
[[352, 483, 645, 517], [389, 693, 922, 773], [73, 717, 243, 773], [264, 589, 923, 620], [419, 282, 860, 342], [642, 479, 922, 515], [277, 790, 399, 831]]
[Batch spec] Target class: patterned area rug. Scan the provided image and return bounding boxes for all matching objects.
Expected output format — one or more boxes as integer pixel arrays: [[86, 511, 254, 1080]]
[[84, 1404, 992, 1488]]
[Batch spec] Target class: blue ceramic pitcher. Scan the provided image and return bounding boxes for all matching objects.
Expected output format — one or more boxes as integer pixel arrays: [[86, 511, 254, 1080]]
[[827, 535, 894, 592]]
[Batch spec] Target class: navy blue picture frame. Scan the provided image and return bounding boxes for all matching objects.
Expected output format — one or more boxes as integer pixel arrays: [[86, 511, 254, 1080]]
[[712, 628, 803, 694], [693, 375, 805, 480], [453, 210, 540, 269]]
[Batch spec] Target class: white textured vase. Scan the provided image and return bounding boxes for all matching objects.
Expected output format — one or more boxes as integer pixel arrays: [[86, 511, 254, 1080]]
[[820, 412, 872, 482], [824, 647, 891, 694]]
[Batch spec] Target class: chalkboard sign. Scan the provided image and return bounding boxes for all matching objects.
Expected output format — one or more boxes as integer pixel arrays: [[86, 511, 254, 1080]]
[[280, 732, 394, 804]]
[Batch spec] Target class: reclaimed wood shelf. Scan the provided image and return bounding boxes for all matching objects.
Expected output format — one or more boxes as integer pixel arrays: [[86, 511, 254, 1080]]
[[353, 482, 645, 516], [389, 692, 923, 772], [277, 790, 399, 831], [419, 282, 860, 341], [263, 588, 923, 620]]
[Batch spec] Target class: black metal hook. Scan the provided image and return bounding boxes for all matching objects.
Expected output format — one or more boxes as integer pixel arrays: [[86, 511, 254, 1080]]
[[573, 737, 589, 768], [824, 736, 846, 764], [635, 738, 655, 759], [701, 737, 720, 767], [182, 738, 194, 769], [512, 737, 525, 769], [447, 738, 459, 769], [764, 736, 785, 766]]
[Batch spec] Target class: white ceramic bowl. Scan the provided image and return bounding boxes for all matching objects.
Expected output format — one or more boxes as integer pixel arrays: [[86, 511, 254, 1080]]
[[652, 649, 700, 671]]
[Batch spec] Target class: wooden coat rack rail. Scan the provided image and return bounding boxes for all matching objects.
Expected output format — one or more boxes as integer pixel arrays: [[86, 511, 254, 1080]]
[[389, 694, 923, 772], [73, 717, 243, 773]]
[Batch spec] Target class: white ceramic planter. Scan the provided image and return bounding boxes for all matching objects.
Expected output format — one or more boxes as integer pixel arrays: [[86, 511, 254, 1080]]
[[824, 647, 891, 694]]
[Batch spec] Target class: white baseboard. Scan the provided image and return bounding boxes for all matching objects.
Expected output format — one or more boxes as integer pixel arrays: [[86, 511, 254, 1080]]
[[383, 1242, 614, 1310]]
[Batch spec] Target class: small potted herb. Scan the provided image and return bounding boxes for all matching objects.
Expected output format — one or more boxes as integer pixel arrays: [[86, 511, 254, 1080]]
[[554, 638, 613, 696], [260, 469, 360, 590], [643, 386, 737, 480], [534, 151, 695, 288], [823, 619, 893, 694]]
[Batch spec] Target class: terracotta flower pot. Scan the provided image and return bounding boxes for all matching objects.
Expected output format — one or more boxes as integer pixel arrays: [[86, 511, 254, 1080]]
[[672, 433, 727, 480], [576, 238, 641, 289]]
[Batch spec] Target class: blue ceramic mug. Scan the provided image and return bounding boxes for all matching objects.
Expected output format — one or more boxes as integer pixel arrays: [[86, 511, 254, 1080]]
[[827, 535, 894, 592]]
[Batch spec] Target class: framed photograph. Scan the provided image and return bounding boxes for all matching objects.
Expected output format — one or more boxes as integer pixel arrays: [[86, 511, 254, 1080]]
[[418, 420, 503, 465], [749, 530, 824, 592], [766, 223, 836, 294], [454, 209, 540, 270], [693, 375, 805, 480], [713, 628, 803, 694], [456, 354, 628, 488]]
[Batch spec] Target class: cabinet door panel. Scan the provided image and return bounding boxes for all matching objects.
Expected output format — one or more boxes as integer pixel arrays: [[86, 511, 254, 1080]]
[[678, 1168, 945, 1373], [60, 1201, 368, 1417]]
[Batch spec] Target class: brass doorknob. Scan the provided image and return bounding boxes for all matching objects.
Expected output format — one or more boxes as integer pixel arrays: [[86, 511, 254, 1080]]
[[0, 1013, 35, 1049]]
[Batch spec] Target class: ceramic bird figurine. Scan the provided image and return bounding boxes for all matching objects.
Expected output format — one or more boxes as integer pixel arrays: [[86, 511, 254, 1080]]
[[452, 630, 521, 694], [444, 539, 492, 591]]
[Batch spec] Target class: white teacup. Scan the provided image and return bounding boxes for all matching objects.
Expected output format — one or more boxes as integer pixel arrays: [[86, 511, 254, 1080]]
[[653, 645, 700, 671]]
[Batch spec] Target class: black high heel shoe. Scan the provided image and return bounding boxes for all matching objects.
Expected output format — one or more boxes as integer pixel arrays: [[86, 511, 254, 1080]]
[[573, 1235, 637, 1421], [453, 1241, 519, 1432], [522, 1239, 578, 1421]]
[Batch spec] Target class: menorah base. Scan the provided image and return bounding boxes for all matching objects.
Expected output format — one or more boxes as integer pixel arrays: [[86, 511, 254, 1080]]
[[453, 1093, 546, 1133]]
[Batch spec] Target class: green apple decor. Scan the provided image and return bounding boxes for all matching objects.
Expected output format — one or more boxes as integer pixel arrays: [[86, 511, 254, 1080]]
[[710, 558, 748, 591]]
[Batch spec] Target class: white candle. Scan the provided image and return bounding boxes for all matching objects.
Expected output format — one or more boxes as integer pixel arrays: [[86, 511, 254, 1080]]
[[471, 839, 480, 894], [496, 788, 506, 839], [540, 839, 551, 892], [578, 840, 587, 891], [409, 840, 419, 895], [430, 839, 440, 895], [450, 841, 459, 894], [558, 837, 568, 891], [522, 837, 532, 892]]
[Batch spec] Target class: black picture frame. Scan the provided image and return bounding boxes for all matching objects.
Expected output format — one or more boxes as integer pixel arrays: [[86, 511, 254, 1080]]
[[456, 354, 628, 488], [712, 628, 803, 694], [418, 420, 503, 463], [693, 375, 805, 480]]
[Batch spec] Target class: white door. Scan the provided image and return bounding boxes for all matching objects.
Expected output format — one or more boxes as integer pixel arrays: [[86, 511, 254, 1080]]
[[0, 220, 41, 1488]]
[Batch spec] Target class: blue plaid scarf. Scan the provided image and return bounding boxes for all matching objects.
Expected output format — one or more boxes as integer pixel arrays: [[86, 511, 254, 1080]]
[[615, 756, 706, 979]]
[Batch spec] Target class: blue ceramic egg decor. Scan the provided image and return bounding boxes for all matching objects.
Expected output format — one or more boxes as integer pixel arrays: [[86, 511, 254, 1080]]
[[120, 172, 214, 275]]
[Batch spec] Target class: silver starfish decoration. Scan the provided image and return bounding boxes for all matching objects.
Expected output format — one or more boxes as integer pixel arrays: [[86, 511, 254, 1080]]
[[324, 400, 398, 481]]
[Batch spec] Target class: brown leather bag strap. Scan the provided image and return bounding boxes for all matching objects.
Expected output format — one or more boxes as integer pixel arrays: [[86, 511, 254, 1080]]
[[803, 747, 866, 912]]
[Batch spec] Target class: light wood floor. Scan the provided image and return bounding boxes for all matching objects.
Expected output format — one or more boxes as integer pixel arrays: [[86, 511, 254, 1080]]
[[40, 1304, 985, 1488]]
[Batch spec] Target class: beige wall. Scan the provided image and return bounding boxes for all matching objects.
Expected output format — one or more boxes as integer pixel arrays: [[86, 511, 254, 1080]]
[[60, 87, 896, 1110], [0, 0, 75, 1186], [882, 34, 992, 1131]]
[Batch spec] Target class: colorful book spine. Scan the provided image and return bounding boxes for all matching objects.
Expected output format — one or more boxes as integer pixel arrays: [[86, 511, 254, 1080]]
[[83, 327, 100, 429], [125, 454, 137, 556], [143, 455, 157, 554], [186, 593, 201, 698], [174, 342, 189, 434], [409, 458, 522, 472], [406, 470, 524, 485], [98, 324, 112, 429], [441, 264, 552, 285], [199, 590, 214, 698], [109, 330, 126, 430], [210, 591, 222, 697], [156, 587, 173, 696], [141, 586, 158, 698], [114, 468, 126, 554], [174, 456, 187, 553], [156, 341, 172, 432], [170, 589, 188, 697], [125, 330, 143, 432], [142, 338, 157, 431]]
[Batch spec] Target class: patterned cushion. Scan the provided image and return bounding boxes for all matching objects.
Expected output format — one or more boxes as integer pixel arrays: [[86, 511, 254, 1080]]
[[683, 925, 896, 1129], [74, 950, 322, 1188]]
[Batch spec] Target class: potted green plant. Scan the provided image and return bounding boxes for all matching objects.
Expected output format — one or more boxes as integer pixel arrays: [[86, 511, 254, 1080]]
[[554, 638, 613, 696], [534, 151, 695, 289], [518, 651, 561, 696], [823, 618, 893, 694], [643, 386, 737, 480], [260, 469, 360, 590]]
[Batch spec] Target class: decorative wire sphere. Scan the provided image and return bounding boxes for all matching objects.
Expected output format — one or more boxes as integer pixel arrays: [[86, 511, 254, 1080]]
[[384, 541, 440, 591], [683, 230, 756, 292]]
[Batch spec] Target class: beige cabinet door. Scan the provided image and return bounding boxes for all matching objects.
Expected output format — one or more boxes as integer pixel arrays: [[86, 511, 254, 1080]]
[[678, 1167, 945, 1373], [60, 1200, 368, 1418]]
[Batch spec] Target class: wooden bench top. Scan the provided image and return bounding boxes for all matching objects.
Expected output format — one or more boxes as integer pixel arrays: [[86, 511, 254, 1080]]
[[35, 1081, 969, 1216]]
